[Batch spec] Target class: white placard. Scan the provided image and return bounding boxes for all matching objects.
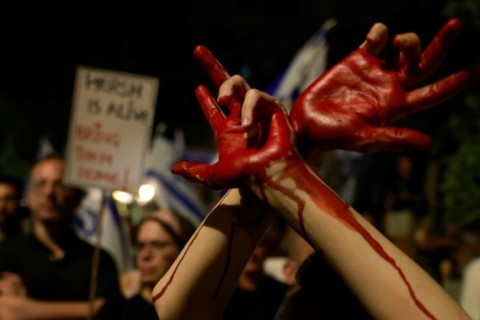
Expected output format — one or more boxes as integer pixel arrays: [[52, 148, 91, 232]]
[[65, 66, 159, 192]]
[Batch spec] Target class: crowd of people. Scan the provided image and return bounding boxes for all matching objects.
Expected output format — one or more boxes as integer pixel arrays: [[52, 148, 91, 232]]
[[0, 154, 199, 319], [0, 15, 479, 320]]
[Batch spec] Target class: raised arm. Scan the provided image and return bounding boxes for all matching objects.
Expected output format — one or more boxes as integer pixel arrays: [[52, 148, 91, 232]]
[[153, 19, 476, 320], [290, 18, 480, 159], [152, 74, 282, 319], [196, 18, 480, 162], [153, 187, 275, 319], [170, 79, 469, 319]]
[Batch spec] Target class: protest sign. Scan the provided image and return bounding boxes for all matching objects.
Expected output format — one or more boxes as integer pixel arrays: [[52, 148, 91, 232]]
[[65, 66, 159, 192]]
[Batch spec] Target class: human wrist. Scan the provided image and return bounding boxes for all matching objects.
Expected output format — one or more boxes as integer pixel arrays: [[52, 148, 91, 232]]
[[257, 158, 317, 213], [212, 188, 271, 225]]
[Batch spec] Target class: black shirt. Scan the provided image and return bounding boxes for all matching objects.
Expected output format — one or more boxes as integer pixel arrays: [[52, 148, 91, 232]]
[[95, 293, 158, 320], [0, 232, 120, 301], [223, 275, 289, 320]]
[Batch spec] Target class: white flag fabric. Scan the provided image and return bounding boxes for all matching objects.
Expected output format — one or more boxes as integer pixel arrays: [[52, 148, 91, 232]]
[[74, 188, 134, 273], [145, 125, 213, 226], [266, 18, 337, 111], [266, 18, 365, 205]]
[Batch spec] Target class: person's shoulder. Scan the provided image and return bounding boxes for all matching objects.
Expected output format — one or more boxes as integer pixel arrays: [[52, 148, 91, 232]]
[[67, 234, 116, 264], [69, 233, 109, 254], [74, 235, 117, 262], [64, 234, 98, 257], [123, 294, 158, 318]]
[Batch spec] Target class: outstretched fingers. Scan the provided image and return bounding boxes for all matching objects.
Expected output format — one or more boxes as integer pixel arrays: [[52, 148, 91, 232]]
[[194, 45, 247, 117], [393, 32, 422, 85], [195, 85, 225, 131], [418, 18, 462, 78], [406, 65, 480, 112], [194, 45, 230, 88], [359, 22, 389, 56]]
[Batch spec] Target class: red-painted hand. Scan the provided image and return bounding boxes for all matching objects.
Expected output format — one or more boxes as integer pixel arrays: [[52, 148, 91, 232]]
[[290, 18, 480, 158], [195, 19, 479, 160], [194, 45, 231, 89], [193, 45, 251, 111], [172, 79, 298, 190]]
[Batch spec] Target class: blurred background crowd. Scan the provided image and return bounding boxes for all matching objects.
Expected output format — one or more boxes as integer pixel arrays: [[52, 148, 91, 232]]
[[0, 0, 480, 318]]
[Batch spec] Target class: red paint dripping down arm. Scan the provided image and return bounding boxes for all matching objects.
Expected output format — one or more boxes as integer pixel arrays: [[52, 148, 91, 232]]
[[152, 189, 276, 319], [260, 160, 469, 319], [170, 76, 468, 319], [153, 18, 477, 319]]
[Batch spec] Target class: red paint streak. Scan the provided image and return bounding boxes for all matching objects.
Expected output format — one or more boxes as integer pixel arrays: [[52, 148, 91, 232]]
[[152, 224, 202, 302], [265, 164, 436, 319], [264, 178, 307, 239], [212, 211, 266, 300], [152, 203, 267, 304]]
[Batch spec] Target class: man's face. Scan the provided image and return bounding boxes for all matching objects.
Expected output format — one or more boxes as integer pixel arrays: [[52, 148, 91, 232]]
[[0, 183, 20, 223], [27, 159, 68, 222]]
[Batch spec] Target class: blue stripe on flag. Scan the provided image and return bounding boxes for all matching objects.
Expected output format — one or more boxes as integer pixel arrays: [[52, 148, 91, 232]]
[[265, 18, 337, 110], [106, 195, 121, 227], [146, 169, 205, 221], [74, 207, 97, 238]]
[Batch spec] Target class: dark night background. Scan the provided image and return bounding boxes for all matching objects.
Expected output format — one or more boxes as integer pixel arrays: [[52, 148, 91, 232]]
[[0, 0, 479, 187], [1, 1, 480, 301]]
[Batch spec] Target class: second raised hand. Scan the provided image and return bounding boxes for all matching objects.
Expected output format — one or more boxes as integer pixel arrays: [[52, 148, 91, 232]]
[[290, 18, 480, 158], [193, 18, 479, 163], [171, 80, 301, 192]]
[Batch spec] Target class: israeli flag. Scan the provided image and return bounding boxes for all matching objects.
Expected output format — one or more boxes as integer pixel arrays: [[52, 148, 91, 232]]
[[145, 124, 214, 226], [266, 18, 337, 110], [74, 188, 134, 273]]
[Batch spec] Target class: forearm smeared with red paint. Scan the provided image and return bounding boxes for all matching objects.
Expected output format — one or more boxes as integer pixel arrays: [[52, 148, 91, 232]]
[[195, 19, 480, 164], [170, 73, 467, 319], [153, 19, 476, 320]]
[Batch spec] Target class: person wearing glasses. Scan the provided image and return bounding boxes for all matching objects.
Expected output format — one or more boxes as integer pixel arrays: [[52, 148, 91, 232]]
[[95, 210, 195, 320], [0, 153, 121, 319]]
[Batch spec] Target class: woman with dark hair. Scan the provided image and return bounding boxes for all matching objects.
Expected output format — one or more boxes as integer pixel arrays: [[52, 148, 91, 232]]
[[96, 210, 195, 319]]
